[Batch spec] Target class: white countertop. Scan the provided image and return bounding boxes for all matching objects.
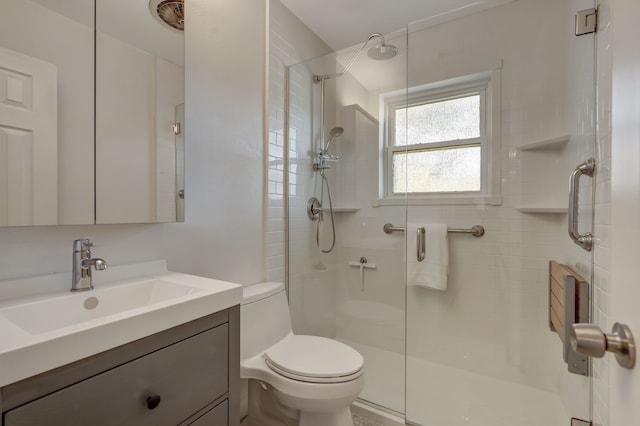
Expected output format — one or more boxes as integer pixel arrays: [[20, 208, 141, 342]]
[[0, 260, 242, 387]]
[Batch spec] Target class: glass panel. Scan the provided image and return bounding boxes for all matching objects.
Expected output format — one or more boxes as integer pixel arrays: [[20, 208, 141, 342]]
[[395, 94, 480, 146], [286, 30, 408, 416], [405, 0, 596, 425], [393, 146, 481, 193], [283, 1, 595, 425]]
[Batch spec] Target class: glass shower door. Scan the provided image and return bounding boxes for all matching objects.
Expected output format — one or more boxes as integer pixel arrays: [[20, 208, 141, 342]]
[[286, 29, 409, 415], [404, 0, 597, 425]]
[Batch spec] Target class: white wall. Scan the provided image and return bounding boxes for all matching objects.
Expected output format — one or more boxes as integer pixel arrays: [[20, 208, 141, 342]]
[[162, 0, 266, 284]]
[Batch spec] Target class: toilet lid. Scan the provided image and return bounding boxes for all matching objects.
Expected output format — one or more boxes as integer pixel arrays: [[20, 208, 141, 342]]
[[264, 335, 363, 383]]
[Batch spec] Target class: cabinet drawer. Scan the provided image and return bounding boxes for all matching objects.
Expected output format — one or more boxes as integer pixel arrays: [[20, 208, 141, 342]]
[[4, 324, 228, 426], [188, 400, 227, 425]]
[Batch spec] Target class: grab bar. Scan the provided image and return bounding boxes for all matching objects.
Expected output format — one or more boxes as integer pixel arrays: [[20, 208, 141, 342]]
[[383, 223, 485, 238], [417, 227, 425, 262], [568, 158, 595, 251]]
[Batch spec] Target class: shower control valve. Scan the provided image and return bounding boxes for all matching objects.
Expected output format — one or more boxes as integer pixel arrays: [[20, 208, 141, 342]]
[[307, 197, 323, 221]]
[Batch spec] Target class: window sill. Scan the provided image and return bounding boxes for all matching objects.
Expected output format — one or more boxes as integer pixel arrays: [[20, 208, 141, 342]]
[[373, 194, 502, 207]]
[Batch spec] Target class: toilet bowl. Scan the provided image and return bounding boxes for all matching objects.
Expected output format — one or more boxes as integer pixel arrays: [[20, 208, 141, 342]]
[[240, 282, 364, 426]]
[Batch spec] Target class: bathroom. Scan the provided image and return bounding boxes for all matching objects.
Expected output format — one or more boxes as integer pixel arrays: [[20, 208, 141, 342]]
[[0, 0, 639, 425]]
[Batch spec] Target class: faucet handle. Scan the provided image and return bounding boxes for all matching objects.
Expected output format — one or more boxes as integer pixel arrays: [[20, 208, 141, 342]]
[[73, 239, 95, 252]]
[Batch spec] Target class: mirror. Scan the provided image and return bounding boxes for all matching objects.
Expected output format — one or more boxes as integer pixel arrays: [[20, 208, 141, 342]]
[[96, 0, 185, 224], [0, 0, 95, 226], [0, 0, 185, 227]]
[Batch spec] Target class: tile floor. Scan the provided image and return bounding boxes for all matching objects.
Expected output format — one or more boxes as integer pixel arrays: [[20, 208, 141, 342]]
[[353, 413, 385, 426]]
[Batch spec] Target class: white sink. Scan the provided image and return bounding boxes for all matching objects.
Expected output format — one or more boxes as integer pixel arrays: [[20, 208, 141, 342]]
[[0, 260, 242, 387], [2, 278, 203, 335]]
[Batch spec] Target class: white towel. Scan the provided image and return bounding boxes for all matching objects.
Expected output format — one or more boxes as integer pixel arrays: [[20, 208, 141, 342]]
[[406, 223, 449, 291]]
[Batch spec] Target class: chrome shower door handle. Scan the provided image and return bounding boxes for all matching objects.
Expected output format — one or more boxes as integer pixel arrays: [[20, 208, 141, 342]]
[[568, 158, 595, 251], [417, 227, 425, 262], [570, 322, 636, 369]]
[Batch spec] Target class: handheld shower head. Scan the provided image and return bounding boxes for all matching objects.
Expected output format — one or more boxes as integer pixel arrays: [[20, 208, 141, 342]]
[[324, 126, 344, 152], [329, 126, 344, 139]]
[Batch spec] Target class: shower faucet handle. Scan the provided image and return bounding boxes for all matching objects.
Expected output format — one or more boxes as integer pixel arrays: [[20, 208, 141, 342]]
[[307, 197, 323, 221]]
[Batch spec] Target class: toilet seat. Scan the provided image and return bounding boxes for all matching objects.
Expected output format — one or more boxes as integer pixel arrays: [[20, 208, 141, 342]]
[[264, 335, 364, 383]]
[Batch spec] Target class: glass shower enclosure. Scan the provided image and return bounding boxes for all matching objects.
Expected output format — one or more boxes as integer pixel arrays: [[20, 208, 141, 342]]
[[286, 28, 409, 414], [286, 0, 597, 424]]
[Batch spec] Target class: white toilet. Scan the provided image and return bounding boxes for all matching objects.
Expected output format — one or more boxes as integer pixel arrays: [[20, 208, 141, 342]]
[[240, 282, 364, 426]]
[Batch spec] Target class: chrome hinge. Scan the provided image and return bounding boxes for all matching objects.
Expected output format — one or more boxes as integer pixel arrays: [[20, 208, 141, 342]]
[[575, 8, 597, 36], [571, 418, 591, 426], [173, 122, 181, 135]]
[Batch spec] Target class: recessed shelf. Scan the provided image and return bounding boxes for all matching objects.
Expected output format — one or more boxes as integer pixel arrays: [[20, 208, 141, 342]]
[[333, 207, 360, 213], [516, 135, 570, 151], [515, 207, 568, 214]]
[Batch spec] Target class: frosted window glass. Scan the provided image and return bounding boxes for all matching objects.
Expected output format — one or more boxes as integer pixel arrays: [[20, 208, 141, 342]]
[[393, 146, 481, 193], [395, 95, 480, 146]]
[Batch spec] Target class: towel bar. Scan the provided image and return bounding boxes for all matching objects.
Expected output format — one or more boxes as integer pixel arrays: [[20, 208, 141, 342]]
[[383, 223, 485, 238]]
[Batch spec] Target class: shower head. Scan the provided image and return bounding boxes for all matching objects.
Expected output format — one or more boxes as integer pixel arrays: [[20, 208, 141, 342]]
[[313, 33, 397, 83], [329, 126, 344, 139], [367, 43, 398, 60], [323, 127, 344, 152], [150, 0, 185, 31]]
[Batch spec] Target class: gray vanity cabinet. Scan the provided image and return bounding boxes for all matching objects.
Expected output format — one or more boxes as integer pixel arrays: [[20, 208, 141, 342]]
[[0, 307, 240, 425]]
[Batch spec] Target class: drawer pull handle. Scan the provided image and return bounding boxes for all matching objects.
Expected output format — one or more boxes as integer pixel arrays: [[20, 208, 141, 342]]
[[146, 395, 161, 410]]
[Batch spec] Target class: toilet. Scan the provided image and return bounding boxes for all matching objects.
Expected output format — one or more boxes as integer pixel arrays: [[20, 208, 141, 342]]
[[240, 282, 364, 426]]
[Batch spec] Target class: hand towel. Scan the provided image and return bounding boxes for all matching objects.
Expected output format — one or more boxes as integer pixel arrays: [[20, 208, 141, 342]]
[[406, 223, 449, 291]]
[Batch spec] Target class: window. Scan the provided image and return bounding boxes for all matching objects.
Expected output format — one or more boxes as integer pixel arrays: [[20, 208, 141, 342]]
[[382, 71, 501, 205]]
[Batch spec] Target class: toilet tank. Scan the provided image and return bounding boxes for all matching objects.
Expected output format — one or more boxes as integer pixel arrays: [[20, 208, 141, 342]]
[[240, 282, 292, 361]]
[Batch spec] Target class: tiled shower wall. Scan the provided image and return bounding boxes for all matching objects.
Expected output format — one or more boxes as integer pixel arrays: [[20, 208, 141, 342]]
[[265, 0, 330, 283]]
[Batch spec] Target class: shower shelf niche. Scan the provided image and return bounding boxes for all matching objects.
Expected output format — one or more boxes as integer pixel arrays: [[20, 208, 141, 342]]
[[515, 206, 568, 214], [516, 134, 570, 151], [515, 134, 572, 215]]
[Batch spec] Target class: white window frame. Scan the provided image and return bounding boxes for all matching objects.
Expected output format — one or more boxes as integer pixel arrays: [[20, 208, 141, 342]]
[[377, 69, 502, 206]]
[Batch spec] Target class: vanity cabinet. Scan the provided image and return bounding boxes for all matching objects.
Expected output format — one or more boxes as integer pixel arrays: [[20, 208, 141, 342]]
[[0, 307, 239, 425]]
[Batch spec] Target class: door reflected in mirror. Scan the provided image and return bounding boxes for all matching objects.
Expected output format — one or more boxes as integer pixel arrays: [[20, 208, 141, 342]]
[[96, 0, 185, 224], [0, 0, 95, 226]]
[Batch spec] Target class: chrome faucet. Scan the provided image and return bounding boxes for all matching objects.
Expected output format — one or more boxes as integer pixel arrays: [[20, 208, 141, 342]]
[[71, 239, 108, 292]]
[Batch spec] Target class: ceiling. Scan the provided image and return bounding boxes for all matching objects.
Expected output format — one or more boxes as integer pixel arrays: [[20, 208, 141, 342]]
[[31, 0, 516, 68], [279, 0, 517, 50]]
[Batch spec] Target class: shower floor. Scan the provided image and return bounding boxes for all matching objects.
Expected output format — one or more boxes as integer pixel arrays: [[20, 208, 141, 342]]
[[343, 340, 569, 426], [340, 339, 405, 414]]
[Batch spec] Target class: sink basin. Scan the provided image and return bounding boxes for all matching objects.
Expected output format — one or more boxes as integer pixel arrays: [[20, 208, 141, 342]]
[[2, 279, 203, 334], [0, 260, 242, 388]]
